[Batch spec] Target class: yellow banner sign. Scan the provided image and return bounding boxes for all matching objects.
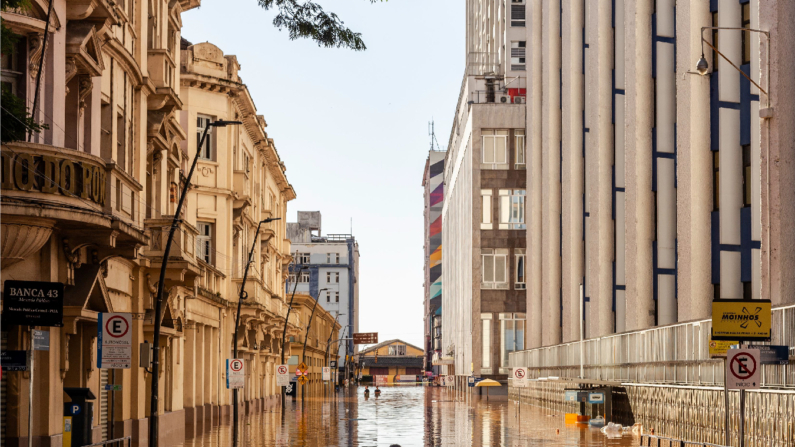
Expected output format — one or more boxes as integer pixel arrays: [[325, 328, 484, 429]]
[[709, 340, 737, 358], [712, 299, 771, 341]]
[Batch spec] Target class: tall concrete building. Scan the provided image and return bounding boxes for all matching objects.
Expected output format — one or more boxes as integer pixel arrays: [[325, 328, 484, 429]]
[[422, 149, 445, 374], [287, 212, 360, 374], [522, 0, 795, 346], [441, 0, 528, 382]]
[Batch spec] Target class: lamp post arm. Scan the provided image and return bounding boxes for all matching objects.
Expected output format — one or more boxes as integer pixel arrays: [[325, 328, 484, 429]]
[[700, 27, 769, 96], [301, 290, 325, 363], [149, 124, 210, 447]]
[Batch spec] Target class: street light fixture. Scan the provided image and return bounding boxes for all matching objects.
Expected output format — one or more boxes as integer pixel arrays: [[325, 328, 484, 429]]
[[280, 264, 308, 409], [232, 217, 281, 445], [149, 119, 241, 447], [324, 312, 345, 398], [300, 287, 327, 403], [696, 26, 769, 98]]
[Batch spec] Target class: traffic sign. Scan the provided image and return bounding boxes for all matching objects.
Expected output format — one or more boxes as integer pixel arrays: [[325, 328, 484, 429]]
[[98, 313, 132, 369], [322, 367, 331, 381], [227, 359, 245, 389], [726, 349, 761, 390], [298, 362, 308, 372], [512, 367, 528, 388], [276, 364, 290, 386], [353, 332, 378, 345], [709, 339, 738, 358], [468, 377, 484, 387], [297, 375, 307, 385], [712, 299, 771, 341]]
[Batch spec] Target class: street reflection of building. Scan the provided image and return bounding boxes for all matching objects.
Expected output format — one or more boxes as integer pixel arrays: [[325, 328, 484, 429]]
[[358, 339, 424, 383], [284, 293, 341, 399], [0, 3, 305, 446]]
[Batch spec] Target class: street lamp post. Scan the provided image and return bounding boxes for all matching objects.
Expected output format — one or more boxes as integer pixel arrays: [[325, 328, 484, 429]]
[[324, 312, 344, 397], [232, 217, 281, 446], [280, 265, 308, 410], [149, 119, 241, 447], [325, 334, 351, 397], [300, 288, 327, 404]]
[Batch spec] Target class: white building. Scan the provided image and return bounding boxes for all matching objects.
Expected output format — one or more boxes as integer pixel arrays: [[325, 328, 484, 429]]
[[287, 211, 360, 373]]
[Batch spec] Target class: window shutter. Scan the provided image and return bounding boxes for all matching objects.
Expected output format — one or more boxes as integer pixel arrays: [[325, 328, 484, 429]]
[[511, 5, 525, 26]]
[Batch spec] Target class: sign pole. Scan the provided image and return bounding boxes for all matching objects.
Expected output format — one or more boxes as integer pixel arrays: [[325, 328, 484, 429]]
[[28, 327, 34, 447], [724, 357, 730, 447], [110, 369, 115, 440], [739, 341, 745, 447]]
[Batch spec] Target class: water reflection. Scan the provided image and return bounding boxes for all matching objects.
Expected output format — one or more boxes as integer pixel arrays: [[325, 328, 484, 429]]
[[180, 385, 640, 446]]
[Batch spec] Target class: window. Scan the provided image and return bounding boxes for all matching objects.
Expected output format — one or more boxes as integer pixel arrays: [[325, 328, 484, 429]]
[[481, 190, 493, 229], [335, 292, 339, 302], [515, 249, 526, 289], [327, 272, 339, 283], [288, 355, 299, 365], [1, 37, 24, 101], [196, 222, 213, 264], [197, 115, 213, 160], [298, 271, 310, 283], [511, 0, 525, 27], [389, 344, 406, 355], [742, 145, 751, 207], [482, 130, 509, 168], [326, 253, 333, 263], [515, 130, 526, 169], [499, 190, 526, 229], [511, 41, 526, 71], [117, 113, 126, 171], [500, 313, 525, 370], [742, 3, 751, 65], [296, 253, 310, 264], [481, 314, 492, 372], [482, 249, 509, 289], [326, 291, 331, 303]]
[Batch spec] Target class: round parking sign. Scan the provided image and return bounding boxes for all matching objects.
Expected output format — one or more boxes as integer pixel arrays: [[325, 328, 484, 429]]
[[514, 369, 526, 379], [230, 359, 244, 372], [730, 352, 757, 380], [105, 316, 129, 338], [277, 365, 288, 375]]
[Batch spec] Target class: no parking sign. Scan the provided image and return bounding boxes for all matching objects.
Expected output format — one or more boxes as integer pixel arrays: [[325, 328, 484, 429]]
[[726, 348, 761, 390], [97, 313, 132, 369]]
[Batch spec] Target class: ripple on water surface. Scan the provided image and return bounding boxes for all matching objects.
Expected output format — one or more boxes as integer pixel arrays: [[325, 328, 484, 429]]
[[179, 385, 640, 446]]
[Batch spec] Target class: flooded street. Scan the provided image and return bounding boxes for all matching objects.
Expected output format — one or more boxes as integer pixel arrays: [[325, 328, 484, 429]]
[[180, 386, 639, 446]]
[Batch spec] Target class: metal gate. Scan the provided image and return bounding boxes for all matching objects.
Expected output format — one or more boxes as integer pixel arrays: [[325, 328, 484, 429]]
[[99, 368, 109, 441]]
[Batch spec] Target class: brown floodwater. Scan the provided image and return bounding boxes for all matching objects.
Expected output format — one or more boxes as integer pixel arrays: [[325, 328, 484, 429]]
[[179, 385, 640, 446]]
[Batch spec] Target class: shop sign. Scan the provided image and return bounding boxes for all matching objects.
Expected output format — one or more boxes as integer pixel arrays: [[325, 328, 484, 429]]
[[2, 280, 64, 327], [709, 339, 738, 358], [746, 344, 790, 365], [0, 152, 106, 206], [712, 299, 771, 341]]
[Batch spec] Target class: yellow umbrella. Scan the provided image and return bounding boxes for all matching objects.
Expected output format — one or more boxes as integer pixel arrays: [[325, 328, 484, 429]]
[[475, 379, 502, 401]]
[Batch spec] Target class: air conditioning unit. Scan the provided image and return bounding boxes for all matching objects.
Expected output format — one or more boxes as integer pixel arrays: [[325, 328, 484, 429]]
[[498, 94, 511, 104], [513, 96, 525, 104]]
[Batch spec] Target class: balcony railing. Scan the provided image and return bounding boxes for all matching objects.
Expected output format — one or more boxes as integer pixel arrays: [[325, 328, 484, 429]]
[[144, 217, 198, 265], [467, 52, 501, 76]]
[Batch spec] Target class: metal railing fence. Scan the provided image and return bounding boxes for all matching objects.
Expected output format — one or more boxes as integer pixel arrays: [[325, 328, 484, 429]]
[[509, 304, 795, 387], [640, 434, 730, 447]]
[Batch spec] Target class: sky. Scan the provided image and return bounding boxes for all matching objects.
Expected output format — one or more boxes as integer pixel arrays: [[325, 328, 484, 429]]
[[182, 0, 464, 348]]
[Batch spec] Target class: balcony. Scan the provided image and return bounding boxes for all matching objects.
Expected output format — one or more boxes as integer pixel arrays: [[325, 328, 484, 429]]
[[143, 216, 201, 286], [467, 52, 501, 76], [1, 142, 147, 268]]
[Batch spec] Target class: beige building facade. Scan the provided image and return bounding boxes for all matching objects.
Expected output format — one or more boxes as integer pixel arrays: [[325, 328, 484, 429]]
[[0, 3, 303, 446]]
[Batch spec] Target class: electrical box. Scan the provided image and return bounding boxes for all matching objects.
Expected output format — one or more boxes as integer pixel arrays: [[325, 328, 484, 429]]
[[140, 342, 153, 368]]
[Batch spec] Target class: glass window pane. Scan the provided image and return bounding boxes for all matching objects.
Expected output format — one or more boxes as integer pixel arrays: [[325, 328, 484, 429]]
[[483, 255, 494, 283], [483, 195, 491, 224], [517, 256, 525, 283], [516, 320, 525, 351], [482, 319, 491, 368], [495, 136, 506, 163], [495, 255, 506, 283], [483, 136, 494, 163], [500, 196, 510, 224]]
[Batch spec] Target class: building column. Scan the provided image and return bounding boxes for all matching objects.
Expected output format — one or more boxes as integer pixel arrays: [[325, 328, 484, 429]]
[[675, 0, 712, 321], [528, 0, 544, 349], [622, 0, 655, 331]]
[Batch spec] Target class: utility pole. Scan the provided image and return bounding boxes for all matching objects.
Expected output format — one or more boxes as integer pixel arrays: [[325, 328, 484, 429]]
[[149, 119, 241, 447], [232, 219, 280, 446]]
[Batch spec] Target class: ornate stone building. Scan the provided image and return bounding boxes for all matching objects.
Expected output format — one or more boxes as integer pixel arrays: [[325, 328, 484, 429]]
[[0, 2, 309, 446]]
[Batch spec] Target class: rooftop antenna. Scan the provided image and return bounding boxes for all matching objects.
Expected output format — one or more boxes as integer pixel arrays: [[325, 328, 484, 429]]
[[428, 119, 442, 151]]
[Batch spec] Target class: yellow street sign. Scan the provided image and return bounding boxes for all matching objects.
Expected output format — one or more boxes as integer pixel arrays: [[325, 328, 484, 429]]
[[709, 339, 738, 358], [297, 375, 307, 385], [712, 299, 771, 341], [298, 362, 308, 372]]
